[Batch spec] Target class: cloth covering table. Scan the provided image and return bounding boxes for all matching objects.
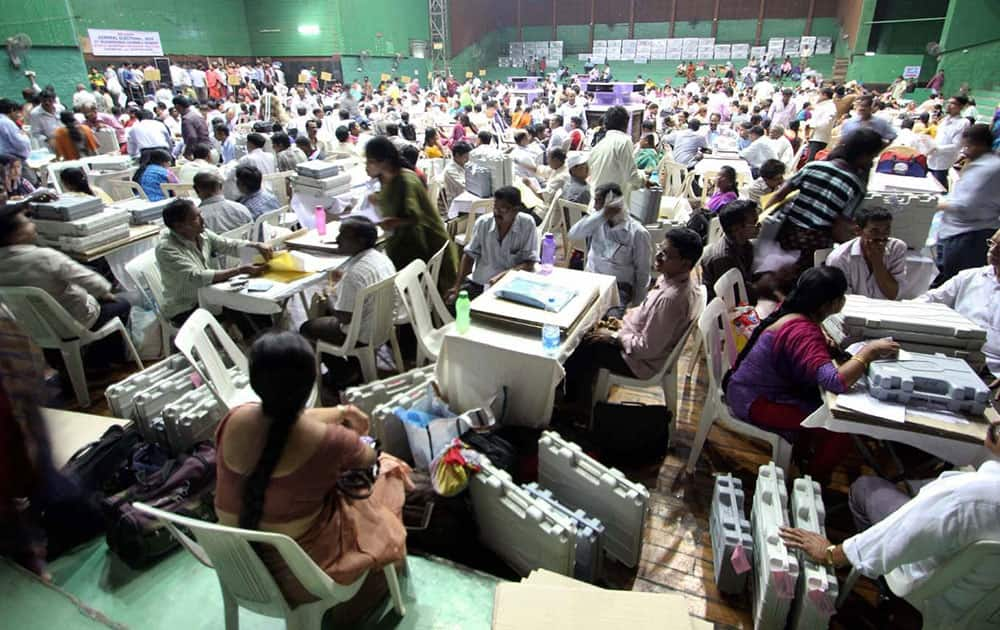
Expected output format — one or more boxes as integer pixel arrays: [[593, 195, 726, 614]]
[[435, 268, 619, 427], [898, 250, 939, 299], [694, 156, 753, 180], [447, 190, 489, 220]]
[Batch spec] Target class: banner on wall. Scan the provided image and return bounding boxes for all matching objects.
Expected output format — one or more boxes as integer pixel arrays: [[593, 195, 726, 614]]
[[714, 44, 731, 60], [88, 29, 163, 56], [815, 37, 833, 55], [650, 39, 668, 60], [767, 37, 784, 57], [783, 37, 800, 56], [681, 38, 699, 60], [751, 46, 767, 59], [731, 44, 750, 60], [666, 39, 683, 60], [800, 36, 816, 57], [902, 65, 922, 79]]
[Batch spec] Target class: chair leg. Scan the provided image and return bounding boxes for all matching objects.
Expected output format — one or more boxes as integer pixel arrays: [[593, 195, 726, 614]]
[[383, 564, 407, 617], [118, 322, 145, 371], [663, 371, 678, 448], [221, 589, 240, 630], [357, 347, 378, 383], [286, 601, 327, 630], [686, 396, 717, 473], [60, 342, 90, 407], [389, 330, 404, 375], [837, 567, 862, 609], [590, 369, 611, 411]]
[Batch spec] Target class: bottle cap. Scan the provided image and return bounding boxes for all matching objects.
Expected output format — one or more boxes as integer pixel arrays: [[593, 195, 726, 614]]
[[458, 290, 469, 298]]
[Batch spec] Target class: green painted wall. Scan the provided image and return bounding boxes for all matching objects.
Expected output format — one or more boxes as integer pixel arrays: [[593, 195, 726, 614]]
[[0, 0, 84, 102], [937, 0, 1000, 92], [846, 53, 928, 83], [338, 0, 428, 55], [0, 47, 88, 105], [71, 0, 252, 56], [716, 20, 759, 43], [244, 0, 344, 56]]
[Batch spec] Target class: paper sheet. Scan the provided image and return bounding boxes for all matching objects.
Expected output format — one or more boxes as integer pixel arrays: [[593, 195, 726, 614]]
[[906, 407, 971, 425], [836, 390, 906, 422]]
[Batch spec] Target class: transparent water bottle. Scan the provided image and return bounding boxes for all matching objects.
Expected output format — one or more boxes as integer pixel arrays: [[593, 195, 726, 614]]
[[539, 232, 556, 275], [315, 205, 327, 236], [455, 290, 470, 334], [541, 297, 560, 355]]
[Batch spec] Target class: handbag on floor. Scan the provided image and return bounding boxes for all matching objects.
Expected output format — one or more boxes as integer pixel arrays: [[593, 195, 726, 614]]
[[62, 424, 143, 497], [592, 401, 671, 466]]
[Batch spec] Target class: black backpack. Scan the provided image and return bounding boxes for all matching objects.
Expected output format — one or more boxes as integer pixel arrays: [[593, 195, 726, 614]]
[[62, 424, 143, 498]]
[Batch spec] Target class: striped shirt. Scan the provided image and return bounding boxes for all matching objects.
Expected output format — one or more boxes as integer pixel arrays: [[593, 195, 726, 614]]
[[784, 161, 865, 230]]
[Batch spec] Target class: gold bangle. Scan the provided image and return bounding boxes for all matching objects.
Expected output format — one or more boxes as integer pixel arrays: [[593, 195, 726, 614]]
[[850, 355, 869, 369], [825, 544, 837, 567]]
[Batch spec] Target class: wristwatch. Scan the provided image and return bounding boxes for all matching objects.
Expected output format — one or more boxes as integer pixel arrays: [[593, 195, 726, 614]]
[[825, 544, 838, 567]]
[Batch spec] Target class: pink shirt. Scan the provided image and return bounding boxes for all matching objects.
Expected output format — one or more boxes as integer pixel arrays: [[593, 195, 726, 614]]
[[619, 274, 696, 379], [825, 237, 907, 300]]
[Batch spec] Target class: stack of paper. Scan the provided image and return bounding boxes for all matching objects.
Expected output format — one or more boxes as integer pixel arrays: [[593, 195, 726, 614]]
[[494, 570, 711, 629]]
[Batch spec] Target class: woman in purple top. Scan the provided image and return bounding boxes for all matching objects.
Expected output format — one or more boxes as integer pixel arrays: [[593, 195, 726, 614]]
[[706, 165, 738, 213], [724, 266, 899, 477]]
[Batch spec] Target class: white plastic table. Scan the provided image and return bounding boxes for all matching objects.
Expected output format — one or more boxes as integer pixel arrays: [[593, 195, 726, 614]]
[[435, 268, 619, 427], [868, 171, 945, 195], [447, 190, 489, 219], [695, 156, 753, 180]]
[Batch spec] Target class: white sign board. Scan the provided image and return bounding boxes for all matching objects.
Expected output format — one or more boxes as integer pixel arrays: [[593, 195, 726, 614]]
[[731, 44, 750, 60], [767, 37, 784, 57], [714, 44, 731, 60], [666, 39, 684, 60], [902, 65, 922, 79], [751, 46, 767, 60], [88, 29, 163, 56], [815, 37, 833, 55], [682, 38, 700, 60]]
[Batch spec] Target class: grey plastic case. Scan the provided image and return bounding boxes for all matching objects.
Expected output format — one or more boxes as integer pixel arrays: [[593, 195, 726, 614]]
[[710, 473, 754, 595], [868, 353, 990, 415], [523, 482, 605, 583]]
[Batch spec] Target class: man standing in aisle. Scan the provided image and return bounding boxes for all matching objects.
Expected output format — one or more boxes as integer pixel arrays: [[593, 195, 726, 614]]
[[589, 105, 647, 200], [840, 95, 896, 145], [766, 88, 796, 129], [173, 95, 209, 160], [927, 95, 971, 192], [805, 87, 836, 161]]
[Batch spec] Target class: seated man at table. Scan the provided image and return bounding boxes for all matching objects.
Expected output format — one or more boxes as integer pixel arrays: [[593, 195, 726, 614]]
[[916, 227, 1000, 380], [442, 141, 471, 206], [236, 165, 281, 219], [780, 425, 1000, 629], [560, 151, 591, 205], [299, 216, 395, 387], [155, 198, 272, 329], [194, 171, 253, 234], [176, 143, 222, 185], [569, 183, 652, 310], [448, 186, 539, 301], [739, 125, 778, 178], [701, 200, 759, 302], [533, 148, 568, 204], [826, 207, 907, 300], [562, 228, 703, 417], [746, 158, 786, 205]]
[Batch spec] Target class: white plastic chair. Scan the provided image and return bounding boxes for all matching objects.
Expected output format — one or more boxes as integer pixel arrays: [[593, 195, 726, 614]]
[[426, 240, 451, 291], [789, 141, 808, 174], [131, 502, 406, 630], [173, 309, 261, 409], [0, 286, 143, 407], [161, 182, 196, 199], [315, 273, 403, 383], [124, 249, 175, 360], [94, 128, 119, 155], [106, 179, 149, 201], [394, 259, 454, 365], [813, 247, 833, 268], [45, 160, 89, 194], [591, 287, 707, 443], [251, 206, 287, 242], [656, 158, 687, 197], [427, 176, 443, 215], [686, 297, 793, 474], [455, 198, 493, 248], [712, 267, 750, 311], [707, 216, 724, 246], [220, 224, 254, 266], [262, 170, 294, 206], [838, 540, 1000, 630]]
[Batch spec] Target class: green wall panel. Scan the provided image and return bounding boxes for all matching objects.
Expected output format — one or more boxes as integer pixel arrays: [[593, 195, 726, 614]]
[[937, 0, 1000, 92], [593, 23, 631, 40], [846, 53, 926, 83], [556, 24, 591, 54], [338, 0, 428, 55], [759, 19, 807, 46], [633, 22, 669, 39], [716, 20, 758, 43], [69, 0, 252, 56], [0, 0, 76, 46], [245, 0, 343, 56], [672, 22, 713, 39], [0, 47, 88, 104], [521, 25, 553, 43]]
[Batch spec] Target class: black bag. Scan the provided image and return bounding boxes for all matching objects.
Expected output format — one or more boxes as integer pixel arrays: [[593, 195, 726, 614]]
[[592, 401, 671, 466], [103, 442, 217, 569], [403, 470, 478, 561], [686, 210, 712, 245], [252, 121, 274, 133], [62, 424, 143, 497], [460, 428, 517, 476]]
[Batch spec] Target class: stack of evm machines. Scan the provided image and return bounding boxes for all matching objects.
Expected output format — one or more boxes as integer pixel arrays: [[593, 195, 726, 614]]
[[32, 196, 130, 253], [110, 197, 173, 224], [292, 160, 353, 197]]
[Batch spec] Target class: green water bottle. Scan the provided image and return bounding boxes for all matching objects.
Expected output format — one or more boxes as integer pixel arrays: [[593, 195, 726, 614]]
[[455, 290, 470, 334]]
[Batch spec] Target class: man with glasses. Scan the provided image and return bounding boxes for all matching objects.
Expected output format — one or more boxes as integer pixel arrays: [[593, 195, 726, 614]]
[[935, 123, 1000, 283], [918, 227, 1000, 381], [826, 207, 907, 300]]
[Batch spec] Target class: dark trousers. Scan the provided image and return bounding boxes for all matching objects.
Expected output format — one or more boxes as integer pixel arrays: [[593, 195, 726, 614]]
[[169, 307, 273, 343], [563, 334, 636, 407], [936, 228, 994, 286], [44, 297, 132, 375], [806, 140, 828, 163], [848, 475, 910, 532], [929, 169, 950, 193], [299, 317, 362, 384]]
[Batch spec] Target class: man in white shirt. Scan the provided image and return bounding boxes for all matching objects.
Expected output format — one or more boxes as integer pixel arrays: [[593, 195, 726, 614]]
[[664, 119, 709, 168], [568, 183, 652, 308], [890, 118, 934, 155], [127, 109, 173, 158], [442, 141, 471, 205], [916, 227, 1000, 376], [548, 114, 570, 152], [72, 84, 97, 110], [739, 125, 778, 176], [557, 88, 585, 131], [176, 143, 222, 184], [299, 216, 396, 385], [239, 133, 276, 176], [767, 124, 796, 170], [189, 64, 207, 102], [927, 95, 971, 192], [753, 79, 775, 106], [449, 186, 538, 300], [766, 88, 796, 128], [588, 106, 647, 201], [826, 207, 907, 300], [805, 87, 837, 161]]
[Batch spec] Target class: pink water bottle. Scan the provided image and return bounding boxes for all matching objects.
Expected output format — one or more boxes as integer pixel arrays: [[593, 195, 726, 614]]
[[315, 206, 326, 235]]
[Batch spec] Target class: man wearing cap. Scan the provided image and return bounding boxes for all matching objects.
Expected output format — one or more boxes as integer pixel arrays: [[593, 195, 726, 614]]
[[569, 182, 652, 310], [561, 151, 591, 205]]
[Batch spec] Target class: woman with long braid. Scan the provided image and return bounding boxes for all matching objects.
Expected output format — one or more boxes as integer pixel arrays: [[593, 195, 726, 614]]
[[213, 332, 411, 622], [723, 266, 898, 478]]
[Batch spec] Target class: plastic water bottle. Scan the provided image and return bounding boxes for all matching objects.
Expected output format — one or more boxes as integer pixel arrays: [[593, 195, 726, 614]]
[[315, 205, 326, 235], [542, 298, 560, 355], [540, 232, 556, 275], [455, 290, 470, 334]]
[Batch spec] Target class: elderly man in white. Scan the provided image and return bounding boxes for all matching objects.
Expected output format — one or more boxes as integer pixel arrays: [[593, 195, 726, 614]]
[[568, 182, 652, 311]]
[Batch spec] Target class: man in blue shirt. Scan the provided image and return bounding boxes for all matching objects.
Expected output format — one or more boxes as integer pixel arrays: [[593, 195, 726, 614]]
[[0, 99, 31, 162], [213, 124, 236, 164], [839, 95, 896, 145]]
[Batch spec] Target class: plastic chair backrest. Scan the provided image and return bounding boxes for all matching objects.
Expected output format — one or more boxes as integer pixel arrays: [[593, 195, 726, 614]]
[[340, 273, 399, 349], [0, 286, 85, 346], [659, 285, 707, 377], [221, 223, 253, 242], [394, 260, 452, 348], [95, 128, 119, 155], [658, 160, 686, 196], [124, 249, 169, 315], [251, 206, 286, 242], [790, 142, 808, 173], [106, 179, 148, 201], [174, 309, 249, 408], [426, 240, 451, 289], [712, 267, 748, 311], [46, 161, 90, 194], [427, 177, 443, 215], [130, 502, 362, 618], [699, 297, 733, 389], [462, 198, 494, 243], [262, 170, 294, 205], [557, 198, 589, 233], [813, 247, 833, 268], [160, 183, 195, 199], [887, 539, 1000, 629]]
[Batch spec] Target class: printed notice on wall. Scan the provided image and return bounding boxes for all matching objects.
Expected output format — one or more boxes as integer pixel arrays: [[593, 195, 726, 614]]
[[88, 29, 163, 56]]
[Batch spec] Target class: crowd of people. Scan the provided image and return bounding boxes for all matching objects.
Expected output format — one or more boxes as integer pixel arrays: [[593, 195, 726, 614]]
[[1, 53, 999, 625]]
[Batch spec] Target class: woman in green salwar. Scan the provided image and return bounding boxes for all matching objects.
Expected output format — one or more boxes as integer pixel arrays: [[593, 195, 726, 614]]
[[365, 136, 458, 292]]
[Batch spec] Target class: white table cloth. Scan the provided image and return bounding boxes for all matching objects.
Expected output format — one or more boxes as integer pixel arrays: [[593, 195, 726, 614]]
[[105, 237, 158, 292], [802, 403, 992, 468], [899, 251, 939, 299], [868, 171, 945, 195], [695, 156, 753, 180], [447, 190, 489, 220], [435, 268, 619, 427]]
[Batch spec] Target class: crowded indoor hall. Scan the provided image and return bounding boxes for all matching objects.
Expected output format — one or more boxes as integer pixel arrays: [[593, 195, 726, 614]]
[[2, 0, 999, 628]]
